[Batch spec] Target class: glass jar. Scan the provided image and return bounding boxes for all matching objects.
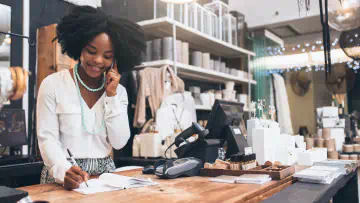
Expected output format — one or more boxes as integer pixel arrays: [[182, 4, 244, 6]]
[[188, 2, 203, 32], [204, 9, 218, 38], [154, 0, 168, 19], [222, 14, 237, 45], [204, 0, 230, 41], [153, 0, 185, 23]]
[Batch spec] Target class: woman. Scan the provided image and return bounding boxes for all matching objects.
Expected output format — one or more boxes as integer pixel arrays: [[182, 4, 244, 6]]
[[37, 6, 145, 189]]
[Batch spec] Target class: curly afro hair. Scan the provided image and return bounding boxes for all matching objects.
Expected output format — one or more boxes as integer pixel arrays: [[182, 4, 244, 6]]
[[55, 5, 146, 73]]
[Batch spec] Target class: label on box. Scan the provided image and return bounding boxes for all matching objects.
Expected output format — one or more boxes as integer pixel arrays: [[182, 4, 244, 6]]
[[233, 128, 241, 135], [244, 147, 253, 155]]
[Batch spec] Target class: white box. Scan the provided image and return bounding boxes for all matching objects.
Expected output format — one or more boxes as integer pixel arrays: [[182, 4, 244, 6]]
[[246, 119, 261, 147], [293, 135, 306, 151], [252, 127, 281, 165], [132, 135, 140, 157], [238, 94, 247, 105], [322, 107, 338, 118], [298, 148, 327, 166], [276, 146, 304, 165], [237, 70, 245, 79], [139, 133, 163, 158], [281, 134, 296, 147], [322, 118, 345, 128], [330, 128, 345, 151]]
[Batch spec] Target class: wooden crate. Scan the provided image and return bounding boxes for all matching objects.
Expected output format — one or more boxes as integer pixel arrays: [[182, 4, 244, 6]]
[[200, 165, 295, 180]]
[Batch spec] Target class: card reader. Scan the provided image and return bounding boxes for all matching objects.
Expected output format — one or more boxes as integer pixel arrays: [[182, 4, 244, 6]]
[[155, 157, 203, 179]]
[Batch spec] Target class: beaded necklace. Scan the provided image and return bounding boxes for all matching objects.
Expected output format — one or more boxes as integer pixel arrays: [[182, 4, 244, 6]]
[[73, 65, 105, 135]]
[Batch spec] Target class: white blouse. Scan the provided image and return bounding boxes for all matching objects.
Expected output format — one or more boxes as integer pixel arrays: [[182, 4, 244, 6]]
[[36, 70, 130, 183]]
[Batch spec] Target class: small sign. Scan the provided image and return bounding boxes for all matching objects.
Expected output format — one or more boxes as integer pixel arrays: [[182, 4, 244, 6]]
[[233, 128, 241, 135], [244, 147, 253, 155]]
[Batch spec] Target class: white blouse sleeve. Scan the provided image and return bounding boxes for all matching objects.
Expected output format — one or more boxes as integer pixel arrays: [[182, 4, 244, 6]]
[[37, 76, 72, 184], [104, 85, 130, 150]]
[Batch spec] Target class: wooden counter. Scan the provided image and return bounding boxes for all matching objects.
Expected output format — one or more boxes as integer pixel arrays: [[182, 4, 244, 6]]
[[19, 169, 294, 203]]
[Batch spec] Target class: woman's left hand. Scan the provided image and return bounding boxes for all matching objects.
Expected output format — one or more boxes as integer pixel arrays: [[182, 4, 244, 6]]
[[105, 61, 121, 97]]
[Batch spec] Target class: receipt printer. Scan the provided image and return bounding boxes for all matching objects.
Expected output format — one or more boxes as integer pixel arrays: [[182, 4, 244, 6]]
[[155, 157, 203, 179]]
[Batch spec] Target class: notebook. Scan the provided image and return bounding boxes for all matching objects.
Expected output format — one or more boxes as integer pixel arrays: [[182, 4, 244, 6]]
[[73, 173, 158, 195]]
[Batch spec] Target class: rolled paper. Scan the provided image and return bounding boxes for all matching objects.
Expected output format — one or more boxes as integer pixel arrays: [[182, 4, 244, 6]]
[[231, 68, 238, 76], [202, 53, 210, 69], [181, 42, 189, 64], [324, 139, 335, 151], [176, 40, 182, 62], [145, 41, 152, 62], [305, 138, 314, 150], [214, 61, 221, 72], [191, 51, 202, 67], [327, 150, 338, 160], [322, 128, 331, 140], [209, 60, 214, 70], [162, 37, 173, 60], [220, 62, 226, 73], [314, 138, 324, 148], [152, 39, 162, 60]]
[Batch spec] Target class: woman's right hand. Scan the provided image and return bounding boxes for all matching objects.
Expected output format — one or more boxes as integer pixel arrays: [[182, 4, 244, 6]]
[[64, 166, 89, 190]]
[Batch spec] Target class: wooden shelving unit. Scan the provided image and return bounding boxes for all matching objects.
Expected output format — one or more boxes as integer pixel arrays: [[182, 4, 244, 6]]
[[137, 16, 256, 111]]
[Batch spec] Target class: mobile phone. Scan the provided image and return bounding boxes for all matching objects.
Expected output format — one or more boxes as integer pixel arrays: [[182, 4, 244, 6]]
[[106, 61, 115, 74]]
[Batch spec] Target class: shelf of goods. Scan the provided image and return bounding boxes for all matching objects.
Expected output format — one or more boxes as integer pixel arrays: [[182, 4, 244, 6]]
[[136, 60, 257, 85], [138, 17, 255, 58]]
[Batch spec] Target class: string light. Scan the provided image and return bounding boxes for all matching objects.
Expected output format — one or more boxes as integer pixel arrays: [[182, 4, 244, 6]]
[[263, 36, 360, 74]]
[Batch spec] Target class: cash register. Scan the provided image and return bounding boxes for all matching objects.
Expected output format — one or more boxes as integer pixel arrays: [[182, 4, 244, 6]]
[[174, 99, 248, 163], [153, 100, 248, 179]]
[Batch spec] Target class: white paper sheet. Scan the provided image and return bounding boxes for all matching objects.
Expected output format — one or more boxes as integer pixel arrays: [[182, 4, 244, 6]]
[[73, 173, 158, 195]]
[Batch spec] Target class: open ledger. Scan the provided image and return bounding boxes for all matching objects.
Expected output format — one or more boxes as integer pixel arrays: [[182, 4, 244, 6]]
[[73, 173, 158, 195]]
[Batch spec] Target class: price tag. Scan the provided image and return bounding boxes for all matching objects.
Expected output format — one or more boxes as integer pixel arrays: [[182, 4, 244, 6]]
[[233, 128, 241, 135]]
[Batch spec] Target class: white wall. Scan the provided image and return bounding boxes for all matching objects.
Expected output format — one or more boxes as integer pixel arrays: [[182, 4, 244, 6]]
[[229, 0, 342, 28]]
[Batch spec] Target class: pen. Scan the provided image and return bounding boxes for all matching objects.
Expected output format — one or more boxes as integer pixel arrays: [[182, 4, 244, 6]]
[[67, 149, 89, 187]]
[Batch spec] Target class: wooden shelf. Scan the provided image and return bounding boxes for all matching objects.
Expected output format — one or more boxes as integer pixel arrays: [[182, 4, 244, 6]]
[[138, 17, 255, 58], [136, 60, 257, 85]]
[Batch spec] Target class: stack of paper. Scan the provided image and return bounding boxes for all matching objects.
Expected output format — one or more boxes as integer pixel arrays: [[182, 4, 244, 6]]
[[314, 160, 359, 174], [74, 173, 157, 195], [235, 174, 272, 185], [209, 175, 237, 184], [294, 166, 342, 184]]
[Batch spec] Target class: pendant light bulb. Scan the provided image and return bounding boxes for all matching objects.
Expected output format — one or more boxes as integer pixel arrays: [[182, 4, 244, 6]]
[[328, 0, 360, 31]]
